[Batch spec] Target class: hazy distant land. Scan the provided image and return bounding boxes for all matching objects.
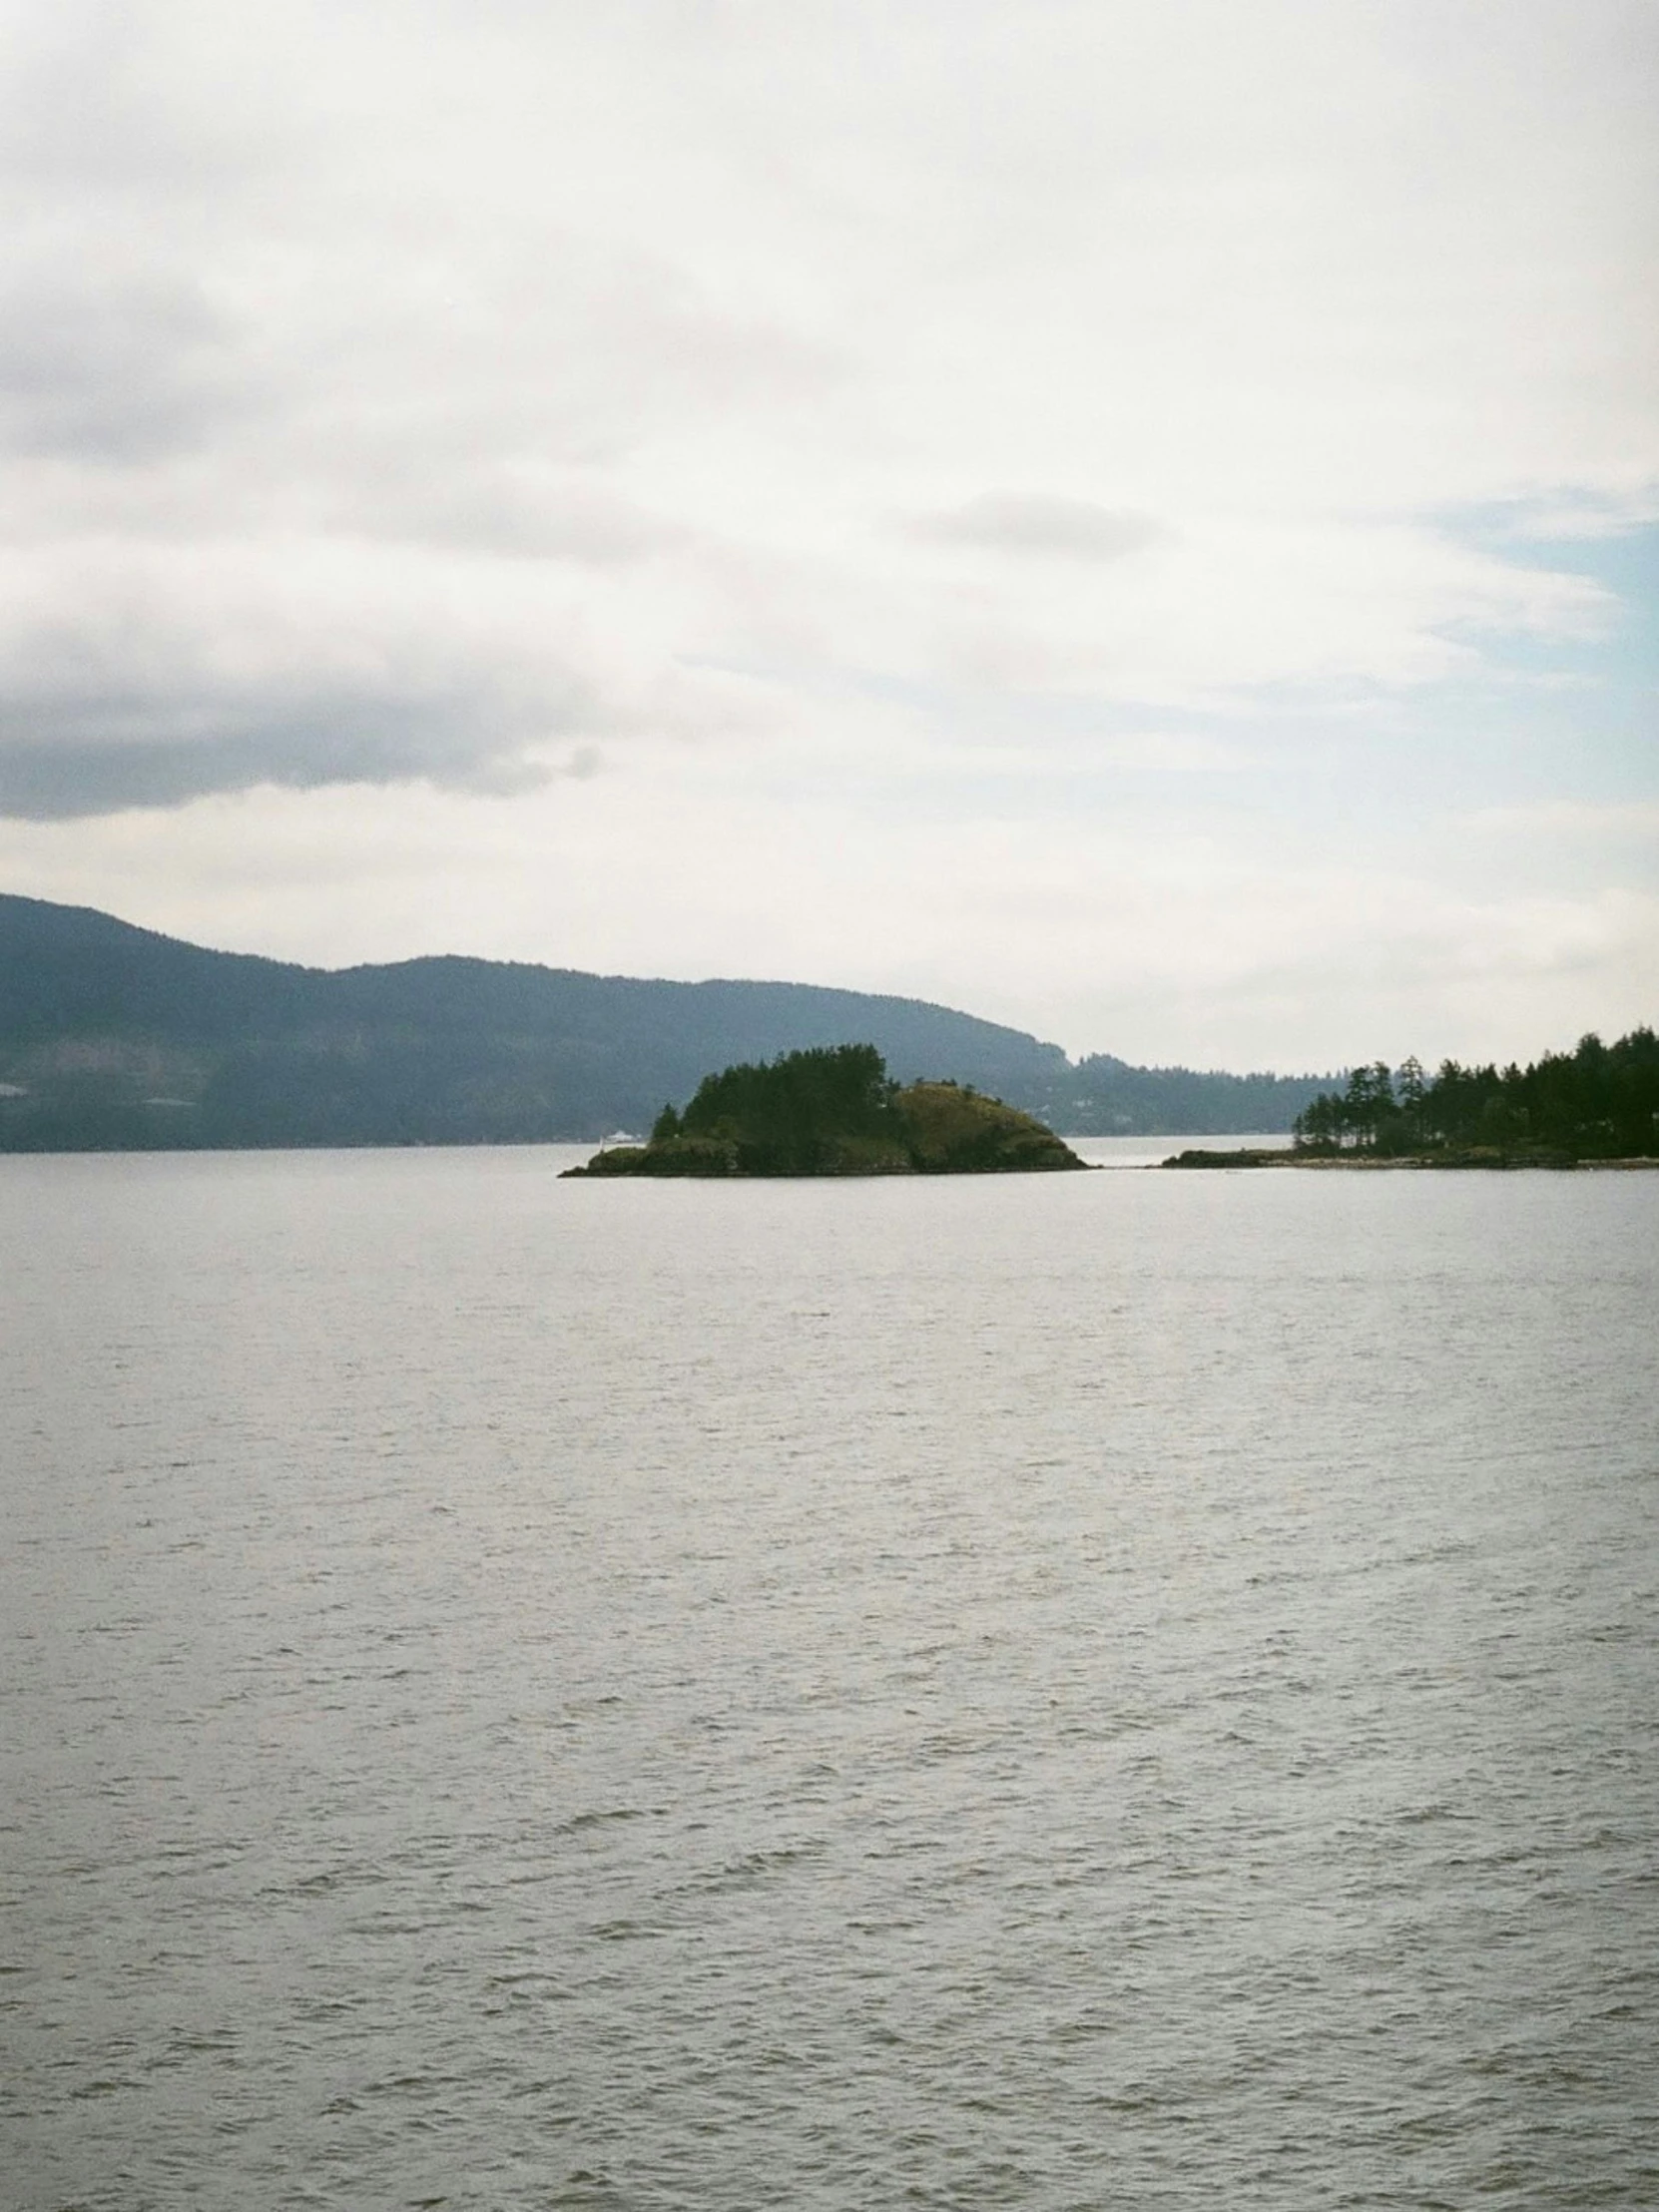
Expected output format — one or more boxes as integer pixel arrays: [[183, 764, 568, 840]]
[[7, 893, 1649, 1161], [0, 894, 1330, 1152]]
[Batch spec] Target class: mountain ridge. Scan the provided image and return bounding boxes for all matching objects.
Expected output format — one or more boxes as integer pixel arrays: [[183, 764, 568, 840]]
[[0, 892, 1332, 1147]]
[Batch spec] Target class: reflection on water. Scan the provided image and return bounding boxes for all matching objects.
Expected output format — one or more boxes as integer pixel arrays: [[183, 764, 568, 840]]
[[3, 1150, 1655, 2209]]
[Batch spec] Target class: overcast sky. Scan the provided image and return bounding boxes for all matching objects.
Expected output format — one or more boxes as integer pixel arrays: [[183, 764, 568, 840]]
[[1, 0, 1654, 1067]]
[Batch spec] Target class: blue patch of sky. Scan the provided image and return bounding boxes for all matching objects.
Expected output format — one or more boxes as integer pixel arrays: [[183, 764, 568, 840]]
[[831, 665, 1639, 844], [1383, 498, 1659, 907], [691, 507, 1655, 840], [1426, 505, 1658, 792]]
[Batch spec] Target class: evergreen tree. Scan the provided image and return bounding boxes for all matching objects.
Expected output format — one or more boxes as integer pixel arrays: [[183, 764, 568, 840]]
[[1292, 1028, 1659, 1159]]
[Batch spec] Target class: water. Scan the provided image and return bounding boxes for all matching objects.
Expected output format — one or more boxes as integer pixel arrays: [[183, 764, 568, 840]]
[[1071, 1133, 1292, 1167], [3, 1148, 1656, 2210]]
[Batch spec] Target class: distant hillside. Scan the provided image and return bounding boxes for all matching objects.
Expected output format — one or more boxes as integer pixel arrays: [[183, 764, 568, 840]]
[[1054, 1053, 1336, 1137], [0, 894, 1331, 1149]]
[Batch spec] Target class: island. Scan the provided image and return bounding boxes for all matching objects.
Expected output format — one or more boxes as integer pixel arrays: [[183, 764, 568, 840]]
[[561, 1044, 1091, 1176], [1162, 1025, 1659, 1168]]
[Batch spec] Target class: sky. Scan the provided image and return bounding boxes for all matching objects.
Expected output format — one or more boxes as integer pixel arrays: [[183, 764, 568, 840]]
[[0, 0, 1654, 1069]]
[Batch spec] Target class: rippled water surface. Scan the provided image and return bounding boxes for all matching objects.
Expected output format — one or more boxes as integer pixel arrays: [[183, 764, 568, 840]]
[[4, 1148, 1656, 2210]]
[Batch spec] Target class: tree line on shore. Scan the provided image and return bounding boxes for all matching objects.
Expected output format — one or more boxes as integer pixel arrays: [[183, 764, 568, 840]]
[[1292, 1027, 1659, 1160]]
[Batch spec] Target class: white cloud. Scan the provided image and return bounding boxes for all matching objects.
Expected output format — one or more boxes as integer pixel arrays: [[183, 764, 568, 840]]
[[902, 495, 1161, 562], [1469, 800, 1659, 843], [0, 0, 1653, 1058], [3, 739, 1655, 1070]]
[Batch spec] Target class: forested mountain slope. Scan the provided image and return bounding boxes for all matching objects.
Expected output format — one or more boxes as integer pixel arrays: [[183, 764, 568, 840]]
[[0, 894, 1330, 1147]]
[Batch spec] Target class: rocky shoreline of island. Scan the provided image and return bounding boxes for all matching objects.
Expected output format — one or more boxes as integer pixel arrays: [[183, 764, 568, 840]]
[[1161, 1147, 1659, 1171]]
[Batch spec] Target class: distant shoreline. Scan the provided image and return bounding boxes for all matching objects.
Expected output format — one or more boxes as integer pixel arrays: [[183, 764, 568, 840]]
[[1162, 1148, 1659, 1171]]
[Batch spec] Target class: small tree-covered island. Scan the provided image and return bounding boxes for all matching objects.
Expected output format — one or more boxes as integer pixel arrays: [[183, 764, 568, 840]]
[[562, 1044, 1091, 1177]]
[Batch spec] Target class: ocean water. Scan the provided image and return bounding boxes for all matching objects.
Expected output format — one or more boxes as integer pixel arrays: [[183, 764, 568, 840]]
[[3, 1146, 1656, 2211]]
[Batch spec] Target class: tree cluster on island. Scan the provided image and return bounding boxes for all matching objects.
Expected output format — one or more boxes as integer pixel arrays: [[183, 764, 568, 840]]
[[562, 1044, 1090, 1176], [1288, 1028, 1659, 1163]]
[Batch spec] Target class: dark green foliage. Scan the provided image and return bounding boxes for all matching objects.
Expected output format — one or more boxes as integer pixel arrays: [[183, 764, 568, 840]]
[[564, 1049, 1088, 1175], [678, 1043, 899, 1174], [1293, 1029, 1659, 1161]]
